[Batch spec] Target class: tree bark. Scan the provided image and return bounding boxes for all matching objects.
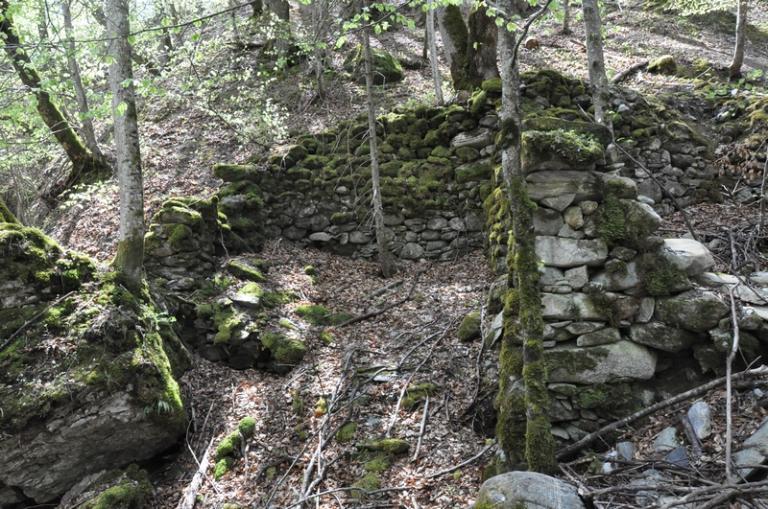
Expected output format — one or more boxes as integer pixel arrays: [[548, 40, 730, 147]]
[[729, 0, 749, 79], [0, 0, 109, 199], [265, 0, 290, 21], [363, 12, 396, 278], [91, 5, 161, 75], [426, 0, 444, 105], [106, 0, 146, 293], [562, 0, 571, 34], [436, 5, 470, 90], [582, 0, 611, 130], [62, 0, 102, 158], [496, 0, 556, 473], [467, 6, 498, 83]]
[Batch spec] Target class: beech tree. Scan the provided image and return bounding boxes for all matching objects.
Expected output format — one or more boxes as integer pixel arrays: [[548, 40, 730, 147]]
[[582, 0, 611, 130], [362, 4, 396, 278], [729, 0, 748, 78], [496, 0, 556, 473], [106, 0, 145, 293], [437, 4, 498, 91], [1, 0, 109, 198]]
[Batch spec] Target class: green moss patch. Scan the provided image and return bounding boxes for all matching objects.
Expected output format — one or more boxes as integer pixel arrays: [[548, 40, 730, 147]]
[[260, 332, 306, 366], [226, 259, 266, 282], [294, 304, 354, 326], [458, 311, 481, 342]]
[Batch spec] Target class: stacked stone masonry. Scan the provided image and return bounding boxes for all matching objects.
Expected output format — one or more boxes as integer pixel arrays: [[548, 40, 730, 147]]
[[485, 133, 768, 443]]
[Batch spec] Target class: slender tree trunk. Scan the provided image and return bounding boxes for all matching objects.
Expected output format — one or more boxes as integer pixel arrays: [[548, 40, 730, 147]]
[[426, 0, 444, 105], [0, 0, 109, 199], [562, 0, 572, 34], [157, 1, 175, 67], [436, 5, 471, 90], [729, 0, 749, 79], [106, 0, 145, 293], [467, 6, 499, 82], [496, 0, 556, 473], [582, 0, 612, 130], [37, 0, 49, 43], [62, 0, 102, 158], [228, 0, 241, 44], [363, 14, 396, 278]]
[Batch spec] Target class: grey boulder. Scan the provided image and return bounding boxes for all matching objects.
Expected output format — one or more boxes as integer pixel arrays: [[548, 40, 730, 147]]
[[474, 471, 586, 509]]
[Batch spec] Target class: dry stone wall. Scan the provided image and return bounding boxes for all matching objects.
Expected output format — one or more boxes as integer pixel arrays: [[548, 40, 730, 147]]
[[485, 133, 768, 443]]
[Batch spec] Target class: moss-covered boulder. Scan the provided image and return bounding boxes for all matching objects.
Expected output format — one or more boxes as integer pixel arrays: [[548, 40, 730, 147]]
[[0, 256, 187, 504], [58, 465, 152, 509], [343, 45, 404, 85], [458, 311, 482, 341], [648, 54, 677, 75]]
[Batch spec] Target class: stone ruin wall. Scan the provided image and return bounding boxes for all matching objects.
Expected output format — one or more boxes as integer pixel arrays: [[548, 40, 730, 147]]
[[484, 134, 768, 443], [143, 70, 768, 442]]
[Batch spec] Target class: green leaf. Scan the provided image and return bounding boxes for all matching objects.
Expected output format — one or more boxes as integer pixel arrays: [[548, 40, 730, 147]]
[[116, 101, 128, 117]]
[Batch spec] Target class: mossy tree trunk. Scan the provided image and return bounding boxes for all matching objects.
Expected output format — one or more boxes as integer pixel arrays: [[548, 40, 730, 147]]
[[1, 0, 110, 199], [467, 6, 498, 83], [729, 0, 748, 79], [582, 0, 612, 131], [426, 0, 444, 105], [436, 5, 471, 91], [363, 6, 396, 278], [61, 0, 102, 159], [106, 0, 146, 294], [496, 0, 556, 473], [0, 197, 19, 224]]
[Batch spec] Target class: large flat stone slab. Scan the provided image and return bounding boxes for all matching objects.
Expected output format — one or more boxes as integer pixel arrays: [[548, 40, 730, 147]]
[[546, 341, 657, 383]]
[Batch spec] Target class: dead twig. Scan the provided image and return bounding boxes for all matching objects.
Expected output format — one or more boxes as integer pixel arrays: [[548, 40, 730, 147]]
[[338, 271, 423, 327], [426, 440, 497, 479], [411, 396, 430, 462]]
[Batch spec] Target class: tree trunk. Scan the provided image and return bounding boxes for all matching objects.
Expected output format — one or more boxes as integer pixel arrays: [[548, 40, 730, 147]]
[[250, 0, 263, 18], [426, 0, 444, 105], [363, 15, 396, 278], [266, 0, 290, 21], [496, 1, 556, 473], [106, 0, 145, 294], [0, 0, 109, 199], [436, 5, 471, 90], [562, 0, 572, 34], [467, 6, 498, 83], [157, 0, 176, 67], [582, 0, 612, 130], [0, 197, 19, 224], [729, 0, 749, 79], [228, 0, 241, 44], [62, 0, 102, 158]]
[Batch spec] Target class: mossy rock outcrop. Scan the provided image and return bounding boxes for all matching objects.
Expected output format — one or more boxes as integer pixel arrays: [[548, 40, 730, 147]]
[[0, 228, 187, 505]]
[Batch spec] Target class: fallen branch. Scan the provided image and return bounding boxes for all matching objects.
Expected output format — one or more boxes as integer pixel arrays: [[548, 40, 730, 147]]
[[281, 485, 409, 509], [176, 437, 214, 509], [411, 396, 430, 462], [426, 440, 497, 479], [338, 271, 423, 328], [557, 365, 768, 460], [726, 285, 741, 483], [611, 60, 648, 84]]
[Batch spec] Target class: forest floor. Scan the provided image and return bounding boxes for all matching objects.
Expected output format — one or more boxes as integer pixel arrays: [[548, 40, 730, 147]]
[[148, 242, 495, 508]]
